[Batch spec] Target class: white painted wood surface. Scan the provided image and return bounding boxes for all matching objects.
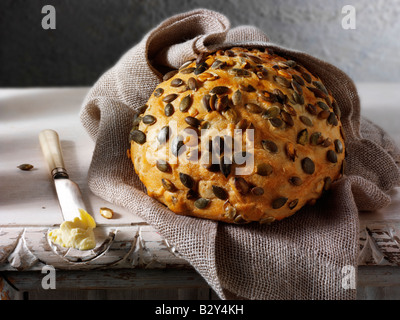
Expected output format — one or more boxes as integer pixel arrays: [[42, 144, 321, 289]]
[[1, 85, 400, 299]]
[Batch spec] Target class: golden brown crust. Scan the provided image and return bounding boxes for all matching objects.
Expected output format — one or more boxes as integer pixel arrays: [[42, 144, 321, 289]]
[[130, 47, 345, 224]]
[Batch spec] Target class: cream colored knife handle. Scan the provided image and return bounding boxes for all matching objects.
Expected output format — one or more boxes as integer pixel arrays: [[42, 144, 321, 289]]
[[39, 129, 69, 179]]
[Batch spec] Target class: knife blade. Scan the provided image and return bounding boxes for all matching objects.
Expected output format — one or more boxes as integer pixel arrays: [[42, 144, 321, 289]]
[[39, 129, 89, 222]]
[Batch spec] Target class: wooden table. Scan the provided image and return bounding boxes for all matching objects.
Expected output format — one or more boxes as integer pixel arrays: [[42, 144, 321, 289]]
[[1, 85, 400, 300]]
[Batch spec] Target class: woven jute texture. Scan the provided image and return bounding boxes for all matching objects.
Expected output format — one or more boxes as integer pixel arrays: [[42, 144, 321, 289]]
[[80, 9, 400, 300]]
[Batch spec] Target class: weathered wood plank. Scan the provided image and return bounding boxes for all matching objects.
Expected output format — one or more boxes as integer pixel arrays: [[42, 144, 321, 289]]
[[26, 287, 213, 300], [3, 268, 209, 291], [358, 266, 400, 287]]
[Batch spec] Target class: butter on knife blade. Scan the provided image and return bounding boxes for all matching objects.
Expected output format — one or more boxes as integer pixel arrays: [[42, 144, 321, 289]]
[[39, 129, 96, 250], [48, 208, 96, 250]]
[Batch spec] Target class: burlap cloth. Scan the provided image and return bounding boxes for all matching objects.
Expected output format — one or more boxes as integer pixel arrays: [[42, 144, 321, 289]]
[[80, 9, 400, 300]]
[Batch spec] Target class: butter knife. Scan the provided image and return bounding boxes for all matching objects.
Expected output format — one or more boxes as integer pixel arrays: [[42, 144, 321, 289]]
[[39, 129, 89, 222]]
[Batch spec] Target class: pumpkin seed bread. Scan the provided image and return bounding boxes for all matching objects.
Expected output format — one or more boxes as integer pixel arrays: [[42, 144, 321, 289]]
[[129, 47, 345, 224]]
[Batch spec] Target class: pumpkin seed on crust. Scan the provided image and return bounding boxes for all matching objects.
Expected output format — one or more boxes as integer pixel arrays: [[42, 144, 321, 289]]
[[188, 77, 198, 91], [288, 199, 299, 210], [292, 74, 305, 86], [297, 129, 308, 145], [220, 156, 232, 178], [251, 187, 264, 196], [289, 176, 303, 186], [162, 179, 176, 192], [281, 110, 294, 127], [256, 163, 273, 176], [185, 116, 201, 127], [164, 103, 174, 117], [310, 132, 322, 145], [323, 177, 332, 191], [171, 136, 185, 156], [301, 157, 315, 174], [327, 150, 338, 163], [210, 86, 229, 95], [154, 88, 164, 97], [170, 78, 184, 87], [229, 68, 252, 77], [285, 142, 297, 161], [269, 118, 283, 128], [318, 110, 330, 120], [313, 80, 329, 95], [156, 160, 171, 173], [163, 70, 178, 81], [246, 103, 263, 114], [232, 90, 242, 106], [194, 63, 208, 75], [262, 140, 278, 153], [142, 115, 157, 125], [163, 93, 178, 103], [301, 72, 312, 83], [327, 112, 339, 126], [307, 86, 327, 99], [179, 172, 195, 189], [212, 185, 229, 200], [194, 198, 211, 209], [157, 126, 170, 144], [234, 177, 250, 195], [179, 95, 193, 112], [305, 104, 318, 115], [262, 106, 281, 119], [334, 139, 344, 153], [130, 129, 146, 145], [272, 197, 288, 209], [180, 67, 196, 74], [300, 116, 313, 127]]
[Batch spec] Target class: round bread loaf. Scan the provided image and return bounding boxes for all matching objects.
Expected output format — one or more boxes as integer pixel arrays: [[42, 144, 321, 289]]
[[129, 47, 345, 224]]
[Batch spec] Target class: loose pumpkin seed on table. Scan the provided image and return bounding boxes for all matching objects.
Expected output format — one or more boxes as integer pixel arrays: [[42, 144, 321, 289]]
[[130, 46, 345, 224], [17, 164, 34, 171], [100, 207, 114, 219]]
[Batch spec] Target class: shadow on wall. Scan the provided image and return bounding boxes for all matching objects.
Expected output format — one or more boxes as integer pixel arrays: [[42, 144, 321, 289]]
[[1, 0, 399, 86]]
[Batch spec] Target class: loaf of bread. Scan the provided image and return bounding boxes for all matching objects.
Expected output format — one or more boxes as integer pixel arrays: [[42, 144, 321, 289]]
[[129, 47, 345, 224]]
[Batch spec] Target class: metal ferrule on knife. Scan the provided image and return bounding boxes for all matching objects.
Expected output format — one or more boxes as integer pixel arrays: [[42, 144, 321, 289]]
[[52, 167, 69, 179]]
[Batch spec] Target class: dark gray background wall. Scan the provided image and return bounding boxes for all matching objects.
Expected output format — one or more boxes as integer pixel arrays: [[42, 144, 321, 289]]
[[1, 0, 400, 87]]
